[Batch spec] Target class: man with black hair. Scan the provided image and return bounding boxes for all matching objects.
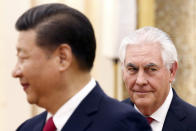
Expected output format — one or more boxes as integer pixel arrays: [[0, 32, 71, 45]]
[[12, 3, 151, 131]]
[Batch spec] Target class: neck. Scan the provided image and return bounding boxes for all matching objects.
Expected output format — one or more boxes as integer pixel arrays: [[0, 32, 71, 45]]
[[137, 106, 158, 116], [40, 71, 91, 114]]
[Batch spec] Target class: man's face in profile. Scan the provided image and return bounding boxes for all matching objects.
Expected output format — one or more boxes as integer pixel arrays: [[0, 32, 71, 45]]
[[12, 30, 60, 106], [122, 42, 174, 115]]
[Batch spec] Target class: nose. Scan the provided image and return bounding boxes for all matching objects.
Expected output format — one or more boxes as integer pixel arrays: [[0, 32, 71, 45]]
[[12, 64, 22, 78], [136, 70, 147, 86]]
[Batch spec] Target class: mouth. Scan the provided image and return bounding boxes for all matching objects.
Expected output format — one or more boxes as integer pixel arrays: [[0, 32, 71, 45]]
[[21, 83, 30, 91], [133, 91, 151, 95]]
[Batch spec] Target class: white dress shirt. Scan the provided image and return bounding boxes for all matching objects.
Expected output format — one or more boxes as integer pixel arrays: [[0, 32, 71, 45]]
[[46, 78, 96, 131], [135, 87, 173, 131]]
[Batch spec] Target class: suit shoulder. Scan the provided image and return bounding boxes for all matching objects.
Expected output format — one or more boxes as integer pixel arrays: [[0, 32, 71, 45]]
[[175, 95, 196, 114], [121, 98, 130, 103], [98, 96, 151, 130], [101, 95, 134, 113], [180, 98, 196, 119], [169, 93, 196, 129], [16, 111, 47, 131]]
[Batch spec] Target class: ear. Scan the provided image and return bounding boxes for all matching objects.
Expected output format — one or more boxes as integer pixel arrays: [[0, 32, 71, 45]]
[[169, 61, 178, 83], [56, 44, 72, 71]]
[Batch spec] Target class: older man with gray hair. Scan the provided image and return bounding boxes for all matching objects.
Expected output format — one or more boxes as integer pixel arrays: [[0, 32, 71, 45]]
[[119, 26, 196, 131]]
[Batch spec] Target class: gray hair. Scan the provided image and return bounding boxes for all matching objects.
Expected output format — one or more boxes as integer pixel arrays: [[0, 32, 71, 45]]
[[119, 26, 178, 70]]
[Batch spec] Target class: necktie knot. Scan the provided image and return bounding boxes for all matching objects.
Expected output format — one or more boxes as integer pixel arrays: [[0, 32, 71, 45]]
[[43, 117, 56, 131], [146, 116, 154, 124]]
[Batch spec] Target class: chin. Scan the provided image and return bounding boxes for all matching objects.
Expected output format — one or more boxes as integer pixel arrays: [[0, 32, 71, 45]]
[[134, 98, 151, 107], [26, 96, 37, 105]]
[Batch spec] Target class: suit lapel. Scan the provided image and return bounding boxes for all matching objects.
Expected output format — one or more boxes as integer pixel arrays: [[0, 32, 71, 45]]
[[33, 111, 47, 131], [162, 114, 186, 131], [61, 112, 92, 131], [162, 89, 187, 131], [62, 84, 104, 131]]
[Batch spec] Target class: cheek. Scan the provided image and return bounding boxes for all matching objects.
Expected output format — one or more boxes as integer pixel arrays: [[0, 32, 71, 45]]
[[22, 60, 49, 83], [37, 62, 59, 86], [155, 75, 169, 90], [21, 62, 36, 77], [123, 75, 134, 89]]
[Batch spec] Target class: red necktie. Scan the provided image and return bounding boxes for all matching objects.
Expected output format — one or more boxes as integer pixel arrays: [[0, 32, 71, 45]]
[[43, 117, 56, 131], [146, 116, 154, 124]]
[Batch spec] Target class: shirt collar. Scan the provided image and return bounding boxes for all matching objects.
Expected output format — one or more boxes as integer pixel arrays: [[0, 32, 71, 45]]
[[46, 78, 96, 131], [135, 87, 173, 124], [151, 87, 173, 123]]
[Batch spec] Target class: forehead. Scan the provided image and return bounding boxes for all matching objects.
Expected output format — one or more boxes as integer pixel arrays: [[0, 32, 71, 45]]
[[16, 30, 37, 50], [125, 42, 163, 65], [16, 29, 50, 57]]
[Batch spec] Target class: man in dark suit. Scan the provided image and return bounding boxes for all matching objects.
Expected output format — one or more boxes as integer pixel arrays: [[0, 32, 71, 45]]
[[119, 26, 196, 131], [12, 3, 151, 131]]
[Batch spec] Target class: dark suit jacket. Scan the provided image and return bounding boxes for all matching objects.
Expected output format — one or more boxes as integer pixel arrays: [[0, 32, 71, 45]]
[[123, 89, 196, 131], [16, 83, 151, 131]]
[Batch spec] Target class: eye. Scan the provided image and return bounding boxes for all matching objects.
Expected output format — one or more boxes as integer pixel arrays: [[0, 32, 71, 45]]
[[145, 67, 158, 73], [17, 55, 29, 63], [149, 67, 157, 71], [127, 67, 138, 73]]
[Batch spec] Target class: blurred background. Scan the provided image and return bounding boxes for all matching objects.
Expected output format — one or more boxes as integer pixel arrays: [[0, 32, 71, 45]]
[[0, 0, 196, 130]]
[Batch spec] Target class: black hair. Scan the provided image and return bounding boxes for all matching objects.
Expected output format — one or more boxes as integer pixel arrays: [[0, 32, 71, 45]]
[[15, 3, 96, 71]]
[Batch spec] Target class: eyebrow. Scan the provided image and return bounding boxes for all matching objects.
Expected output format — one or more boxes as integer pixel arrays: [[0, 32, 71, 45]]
[[126, 63, 159, 68], [126, 63, 138, 68], [16, 47, 22, 55], [16, 47, 22, 52], [144, 63, 159, 68], [16, 47, 28, 56]]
